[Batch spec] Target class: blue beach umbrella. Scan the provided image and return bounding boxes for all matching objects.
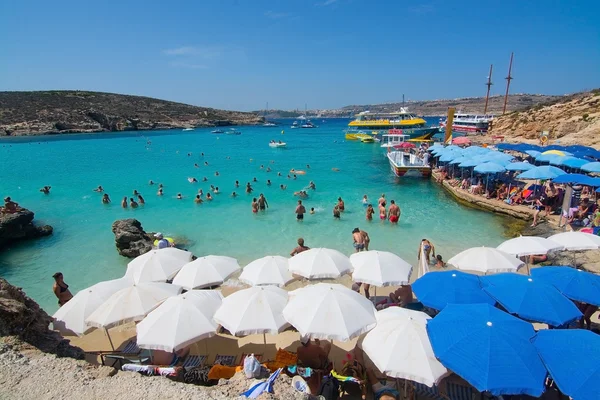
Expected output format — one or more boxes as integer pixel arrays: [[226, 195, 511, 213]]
[[558, 157, 589, 169], [458, 159, 481, 168], [474, 162, 505, 174], [449, 156, 468, 165], [517, 166, 566, 180], [531, 266, 600, 306], [548, 156, 567, 166], [505, 162, 534, 171], [552, 173, 598, 186], [531, 329, 600, 400], [412, 271, 495, 310], [426, 303, 546, 396], [525, 150, 541, 158], [536, 153, 563, 164], [439, 152, 462, 162], [480, 273, 582, 327], [581, 162, 600, 173]]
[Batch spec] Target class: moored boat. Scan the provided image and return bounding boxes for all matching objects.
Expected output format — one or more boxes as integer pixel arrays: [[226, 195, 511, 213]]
[[211, 129, 225, 134], [387, 150, 431, 177], [440, 113, 493, 134], [269, 140, 286, 148], [347, 108, 438, 140], [182, 127, 194, 131], [226, 128, 242, 135]]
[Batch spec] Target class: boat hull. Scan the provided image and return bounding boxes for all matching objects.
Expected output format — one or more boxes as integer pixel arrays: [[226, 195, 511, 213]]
[[440, 123, 489, 134], [269, 143, 286, 148], [387, 151, 431, 178], [377, 127, 438, 141]]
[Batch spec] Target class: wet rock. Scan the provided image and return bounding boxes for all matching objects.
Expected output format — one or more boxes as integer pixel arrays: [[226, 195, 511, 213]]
[[0, 208, 53, 250], [111, 219, 153, 258], [0, 278, 84, 359]]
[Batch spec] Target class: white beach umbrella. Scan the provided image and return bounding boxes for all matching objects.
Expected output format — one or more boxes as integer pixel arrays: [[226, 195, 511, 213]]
[[125, 248, 192, 284], [350, 250, 413, 287], [288, 248, 353, 279], [86, 282, 182, 329], [360, 308, 448, 386], [497, 236, 564, 257], [283, 283, 377, 341], [172, 255, 240, 290], [447, 246, 524, 274], [136, 290, 223, 352], [213, 286, 288, 336], [52, 277, 132, 336], [548, 232, 600, 251], [239, 256, 294, 287]]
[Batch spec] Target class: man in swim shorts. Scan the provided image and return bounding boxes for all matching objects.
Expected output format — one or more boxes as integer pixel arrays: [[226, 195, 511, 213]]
[[352, 228, 365, 252], [388, 200, 401, 224], [295, 200, 306, 221], [290, 238, 310, 256], [257, 194, 269, 210]]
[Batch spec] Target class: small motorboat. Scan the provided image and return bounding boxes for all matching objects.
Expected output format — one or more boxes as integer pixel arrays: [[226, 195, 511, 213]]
[[269, 141, 286, 148], [263, 122, 277, 127], [182, 127, 194, 131], [226, 128, 242, 135], [211, 129, 225, 134]]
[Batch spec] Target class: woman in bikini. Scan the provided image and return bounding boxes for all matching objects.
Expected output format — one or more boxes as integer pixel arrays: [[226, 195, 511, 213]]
[[378, 202, 387, 221], [366, 204, 374, 221], [52, 272, 73, 307]]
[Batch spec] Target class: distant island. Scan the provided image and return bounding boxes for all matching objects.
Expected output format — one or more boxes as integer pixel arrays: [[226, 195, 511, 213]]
[[0, 91, 264, 136], [257, 94, 564, 118]]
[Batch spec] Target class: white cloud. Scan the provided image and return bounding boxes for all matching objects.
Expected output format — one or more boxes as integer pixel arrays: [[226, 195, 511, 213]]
[[169, 61, 208, 70], [315, 0, 338, 6], [264, 10, 290, 19], [162, 46, 221, 59]]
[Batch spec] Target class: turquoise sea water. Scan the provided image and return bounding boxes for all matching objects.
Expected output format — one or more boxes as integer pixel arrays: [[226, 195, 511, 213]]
[[0, 118, 508, 313]]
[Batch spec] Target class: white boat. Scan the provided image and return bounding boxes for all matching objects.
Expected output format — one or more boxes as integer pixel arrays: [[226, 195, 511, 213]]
[[387, 150, 431, 178], [269, 141, 286, 148], [263, 122, 277, 127], [182, 127, 194, 131], [440, 113, 493, 134], [301, 120, 317, 128], [211, 129, 225, 134]]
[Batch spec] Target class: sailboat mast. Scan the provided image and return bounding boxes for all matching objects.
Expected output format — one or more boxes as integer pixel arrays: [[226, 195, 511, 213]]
[[484, 64, 493, 114], [502, 53, 514, 115]]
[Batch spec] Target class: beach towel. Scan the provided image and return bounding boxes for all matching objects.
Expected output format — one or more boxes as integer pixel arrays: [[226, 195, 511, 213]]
[[286, 365, 313, 377], [208, 364, 237, 380], [241, 368, 283, 398]]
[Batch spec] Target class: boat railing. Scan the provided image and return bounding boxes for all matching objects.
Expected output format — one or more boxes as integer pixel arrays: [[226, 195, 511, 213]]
[[388, 150, 428, 167]]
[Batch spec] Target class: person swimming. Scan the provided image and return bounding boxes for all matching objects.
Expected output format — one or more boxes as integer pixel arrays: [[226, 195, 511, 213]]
[[157, 188, 163, 196], [267, 179, 272, 186], [137, 194, 145, 205], [280, 184, 287, 190], [176, 193, 183, 200], [202, 177, 208, 182], [130, 197, 139, 208], [214, 186, 220, 194], [235, 180, 239, 187], [204, 161, 209, 166], [121, 196, 128, 208], [133, 190, 139, 196], [231, 191, 238, 198], [198, 189, 204, 196], [215, 171, 220, 176], [159, 183, 163, 188], [194, 194, 203, 204], [310, 207, 315, 214], [194, 163, 199, 168], [93, 185, 104, 192], [277, 172, 282, 176], [246, 183, 253, 193], [266, 167, 271, 172], [39, 186, 51, 194], [253, 177, 258, 182], [149, 180, 155, 185], [102, 193, 111, 204], [308, 181, 316, 190], [362, 195, 368, 206], [206, 193, 213, 201]]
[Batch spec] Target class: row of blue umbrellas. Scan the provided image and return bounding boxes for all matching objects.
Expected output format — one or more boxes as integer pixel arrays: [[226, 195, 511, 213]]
[[497, 142, 600, 162], [413, 267, 600, 398]]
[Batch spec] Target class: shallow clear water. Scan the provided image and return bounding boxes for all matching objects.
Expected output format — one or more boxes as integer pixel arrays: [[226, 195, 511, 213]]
[[0, 118, 507, 313]]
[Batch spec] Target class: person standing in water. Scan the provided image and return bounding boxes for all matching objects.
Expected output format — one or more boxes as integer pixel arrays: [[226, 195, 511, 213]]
[[290, 238, 310, 256], [379, 201, 387, 221], [121, 196, 128, 208], [352, 227, 365, 253], [130, 197, 139, 208], [378, 193, 386, 206], [337, 197, 345, 212], [258, 194, 269, 211], [418, 239, 436, 264], [360, 229, 370, 251], [295, 200, 306, 221], [102, 194, 111, 204], [251, 198, 259, 213], [388, 200, 401, 224], [137, 194, 145, 205], [246, 182, 253, 193], [194, 194, 203, 203], [366, 204, 374, 221], [157, 188, 163, 196], [52, 272, 73, 307]]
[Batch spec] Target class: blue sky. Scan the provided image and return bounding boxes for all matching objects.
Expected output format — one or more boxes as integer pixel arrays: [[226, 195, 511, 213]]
[[1, 0, 598, 111]]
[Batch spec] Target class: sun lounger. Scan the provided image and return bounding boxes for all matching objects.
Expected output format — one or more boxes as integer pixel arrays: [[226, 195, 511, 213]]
[[213, 354, 237, 366], [182, 354, 206, 368], [95, 340, 149, 368]]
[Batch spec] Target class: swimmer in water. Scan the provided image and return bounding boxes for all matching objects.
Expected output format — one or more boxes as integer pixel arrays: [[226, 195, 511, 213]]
[[280, 184, 287, 190], [102, 194, 111, 204], [287, 175, 291, 179], [194, 163, 199, 168], [39, 186, 51, 194], [177, 193, 183, 200], [266, 167, 271, 172], [188, 153, 191, 156], [198, 189, 203, 196], [93, 185, 104, 192], [379, 201, 387, 221], [130, 198, 139, 208], [278, 172, 282, 176], [206, 193, 213, 201], [157, 188, 163, 196], [337, 197, 345, 212], [231, 191, 238, 198], [214, 186, 219, 194], [137, 194, 145, 205], [201, 152, 204, 156], [190, 177, 198, 183], [253, 177, 258, 182], [159, 183, 163, 188], [149, 180, 155, 185], [251, 198, 259, 213], [133, 190, 140, 196], [293, 175, 297, 180], [310, 207, 315, 214], [267, 179, 272, 186], [333, 205, 341, 219], [309, 181, 316, 190], [121, 197, 128, 208], [260, 165, 264, 169], [204, 161, 209, 166], [246, 183, 253, 193], [258, 194, 269, 211], [362, 195, 368, 206], [366, 204, 374, 220], [215, 171, 220, 176], [306, 164, 310, 169], [210, 185, 215, 191], [203, 177, 208, 182], [235, 181, 239, 188], [194, 194, 203, 204]]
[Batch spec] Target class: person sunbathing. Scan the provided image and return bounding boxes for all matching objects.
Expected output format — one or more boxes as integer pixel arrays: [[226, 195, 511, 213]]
[[460, 178, 469, 190], [296, 337, 331, 370], [496, 184, 508, 201], [2, 197, 20, 213]]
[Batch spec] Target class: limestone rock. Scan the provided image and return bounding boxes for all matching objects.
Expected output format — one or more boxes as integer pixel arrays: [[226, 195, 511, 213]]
[[111, 219, 153, 258], [0, 278, 84, 359], [0, 208, 53, 250]]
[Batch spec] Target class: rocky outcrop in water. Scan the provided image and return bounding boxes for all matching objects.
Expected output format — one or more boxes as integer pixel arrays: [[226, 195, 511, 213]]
[[112, 219, 153, 258], [0, 208, 53, 250], [0, 278, 84, 359]]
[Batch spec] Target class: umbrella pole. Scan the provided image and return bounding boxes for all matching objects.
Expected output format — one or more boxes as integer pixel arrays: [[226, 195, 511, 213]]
[[104, 327, 115, 351], [263, 333, 267, 355]]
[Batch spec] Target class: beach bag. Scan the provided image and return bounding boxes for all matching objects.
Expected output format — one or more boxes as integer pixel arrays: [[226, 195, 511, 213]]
[[243, 354, 262, 379], [317, 374, 340, 400]]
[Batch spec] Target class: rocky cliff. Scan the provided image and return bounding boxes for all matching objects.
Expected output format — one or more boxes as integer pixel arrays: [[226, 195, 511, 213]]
[[0, 91, 264, 136], [0, 208, 53, 250], [0, 278, 84, 359], [489, 90, 600, 147], [111, 219, 153, 258]]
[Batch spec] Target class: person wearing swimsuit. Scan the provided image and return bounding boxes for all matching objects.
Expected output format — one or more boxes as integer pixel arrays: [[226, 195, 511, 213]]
[[251, 198, 259, 213], [379, 202, 387, 221], [52, 272, 73, 307]]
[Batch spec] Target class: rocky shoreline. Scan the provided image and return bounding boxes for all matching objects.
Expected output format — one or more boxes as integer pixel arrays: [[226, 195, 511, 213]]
[[0, 208, 53, 250]]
